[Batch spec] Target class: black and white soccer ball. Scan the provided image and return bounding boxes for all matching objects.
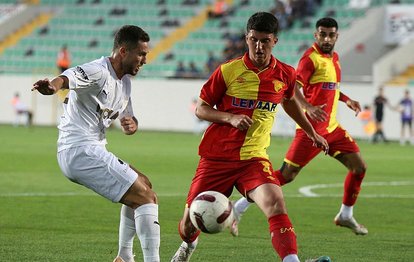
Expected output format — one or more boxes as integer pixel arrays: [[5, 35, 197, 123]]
[[189, 191, 234, 234]]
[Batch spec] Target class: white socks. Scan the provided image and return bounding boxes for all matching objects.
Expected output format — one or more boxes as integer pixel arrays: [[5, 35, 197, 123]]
[[339, 204, 353, 219], [283, 254, 300, 262], [134, 203, 160, 262], [117, 205, 136, 262], [234, 197, 251, 215]]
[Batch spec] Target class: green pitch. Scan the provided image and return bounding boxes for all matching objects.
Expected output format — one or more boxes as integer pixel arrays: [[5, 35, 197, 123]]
[[0, 125, 413, 262]]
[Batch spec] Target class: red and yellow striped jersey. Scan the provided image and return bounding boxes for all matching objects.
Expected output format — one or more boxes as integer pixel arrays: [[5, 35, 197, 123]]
[[296, 43, 341, 135], [199, 53, 296, 161]]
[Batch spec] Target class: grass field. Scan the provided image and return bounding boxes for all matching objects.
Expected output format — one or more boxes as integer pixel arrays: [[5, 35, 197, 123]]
[[0, 125, 413, 262]]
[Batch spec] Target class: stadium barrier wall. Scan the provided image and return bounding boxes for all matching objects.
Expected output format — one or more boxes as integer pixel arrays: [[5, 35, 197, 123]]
[[0, 75, 408, 140]]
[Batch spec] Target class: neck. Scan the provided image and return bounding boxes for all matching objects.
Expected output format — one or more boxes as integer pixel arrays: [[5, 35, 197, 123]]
[[109, 55, 123, 79]]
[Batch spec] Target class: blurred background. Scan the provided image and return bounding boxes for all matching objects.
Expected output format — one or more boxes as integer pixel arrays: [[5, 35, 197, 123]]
[[1, 0, 413, 142]]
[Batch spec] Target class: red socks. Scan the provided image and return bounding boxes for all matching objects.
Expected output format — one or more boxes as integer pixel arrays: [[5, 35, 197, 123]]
[[268, 214, 297, 259], [343, 171, 365, 206]]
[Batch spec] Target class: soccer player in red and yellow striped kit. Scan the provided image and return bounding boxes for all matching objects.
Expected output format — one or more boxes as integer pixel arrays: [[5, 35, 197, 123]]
[[233, 17, 368, 238], [171, 12, 330, 262]]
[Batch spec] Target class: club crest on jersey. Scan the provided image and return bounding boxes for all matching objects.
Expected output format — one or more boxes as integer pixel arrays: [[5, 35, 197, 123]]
[[231, 97, 277, 112], [272, 80, 284, 93]]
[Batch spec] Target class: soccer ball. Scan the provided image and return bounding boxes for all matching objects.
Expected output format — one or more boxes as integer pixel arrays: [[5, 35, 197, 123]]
[[189, 191, 234, 234]]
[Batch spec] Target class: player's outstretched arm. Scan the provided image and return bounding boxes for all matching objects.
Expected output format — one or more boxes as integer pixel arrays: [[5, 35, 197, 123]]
[[282, 97, 329, 153], [294, 83, 327, 122], [31, 76, 69, 95]]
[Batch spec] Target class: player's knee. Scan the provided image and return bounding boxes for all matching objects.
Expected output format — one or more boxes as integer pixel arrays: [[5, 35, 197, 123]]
[[127, 189, 158, 209], [352, 163, 367, 177], [283, 169, 300, 183]]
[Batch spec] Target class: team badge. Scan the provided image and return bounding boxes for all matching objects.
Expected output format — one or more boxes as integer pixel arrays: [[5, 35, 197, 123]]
[[272, 80, 284, 93]]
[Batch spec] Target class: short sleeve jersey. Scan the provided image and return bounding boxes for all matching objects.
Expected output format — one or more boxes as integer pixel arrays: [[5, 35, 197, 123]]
[[296, 43, 341, 135], [57, 57, 134, 151], [199, 53, 296, 161]]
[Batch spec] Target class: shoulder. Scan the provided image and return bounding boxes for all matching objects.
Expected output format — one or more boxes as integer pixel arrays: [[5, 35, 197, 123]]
[[275, 59, 296, 77], [220, 56, 244, 72], [75, 58, 107, 81]]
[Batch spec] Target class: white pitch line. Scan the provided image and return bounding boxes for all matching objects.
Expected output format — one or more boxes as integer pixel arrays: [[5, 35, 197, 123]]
[[1, 181, 413, 198], [0, 192, 187, 198], [299, 181, 414, 198]]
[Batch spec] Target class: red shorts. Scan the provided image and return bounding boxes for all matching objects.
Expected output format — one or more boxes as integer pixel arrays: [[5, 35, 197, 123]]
[[186, 158, 280, 205], [285, 126, 360, 167]]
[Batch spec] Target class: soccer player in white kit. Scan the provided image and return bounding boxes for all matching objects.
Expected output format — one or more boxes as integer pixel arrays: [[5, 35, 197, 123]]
[[32, 25, 160, 262]]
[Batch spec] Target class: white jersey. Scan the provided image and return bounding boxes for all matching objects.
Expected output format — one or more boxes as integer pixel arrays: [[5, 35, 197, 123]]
[[57, 57, 134, 152]]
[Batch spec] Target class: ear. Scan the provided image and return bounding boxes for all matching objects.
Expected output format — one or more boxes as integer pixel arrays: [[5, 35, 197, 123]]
[[313, 31, 317, 39], [274, 37, 278, 45], [119, 46, 127, 57]]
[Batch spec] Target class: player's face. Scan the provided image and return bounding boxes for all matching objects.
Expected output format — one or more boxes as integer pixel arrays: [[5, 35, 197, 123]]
[[245, 30, 277, 69], [314, 26, 338, 54], [122, 41, 149, 76]]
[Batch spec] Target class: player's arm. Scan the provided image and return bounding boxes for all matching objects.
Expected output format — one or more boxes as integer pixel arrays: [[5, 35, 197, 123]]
[[294, 82, 327, 122], [31, 76, 69, 95], [339, 92, 361, 116], [282, 97, 328, 152], [195, 99, 253, 131]]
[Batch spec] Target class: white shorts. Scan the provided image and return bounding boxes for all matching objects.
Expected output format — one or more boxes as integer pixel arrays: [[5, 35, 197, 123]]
[[57, 145, 138, 202]]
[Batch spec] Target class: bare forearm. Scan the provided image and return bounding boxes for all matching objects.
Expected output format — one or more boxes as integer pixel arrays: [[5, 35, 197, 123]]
[[294, 84, 312, 110], [195, 104, 232, 124], [50, 76, 69, 92], [282, 98, 317, 137], [196, 100, 253, 130]]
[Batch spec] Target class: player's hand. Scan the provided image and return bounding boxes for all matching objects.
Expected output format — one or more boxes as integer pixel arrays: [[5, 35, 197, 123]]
[[305, 104, 328, 122], [229, 114, 253, 131], [311, 133, 329, 155], [346, 99, 361, 116], [121, 116, 137, 135], [31, 78, 57, 95]]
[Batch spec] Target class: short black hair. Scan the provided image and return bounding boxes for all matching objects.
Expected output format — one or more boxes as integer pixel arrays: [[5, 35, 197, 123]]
[[246, 12, 279, 36], [113, 25, 150, 51], [315, 17, 338, 30]]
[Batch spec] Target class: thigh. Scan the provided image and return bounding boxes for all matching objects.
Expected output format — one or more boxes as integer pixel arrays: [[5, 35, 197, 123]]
[[284, 129, 321, 167], [57, 145, 137, 202], [186, 158, 238, 206], [186, 159, 279, 205], [327, 126, 360, 157], [247, 183, 287, 217], [235, 159, 280, 199]]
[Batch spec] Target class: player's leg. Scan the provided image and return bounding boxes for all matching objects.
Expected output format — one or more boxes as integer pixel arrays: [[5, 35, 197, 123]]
[[282, 129, 321, 183], [120, 170, 160, 262], [114, 204, 136, 262], [232, 131, 317, 236], [331, 128, 368, 235], [230, 196, 250, 236], [334, 152, 368, 235], [57, 146, 160, 262], [248, 183, 299, 262], [171, 206, 200, 262]]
